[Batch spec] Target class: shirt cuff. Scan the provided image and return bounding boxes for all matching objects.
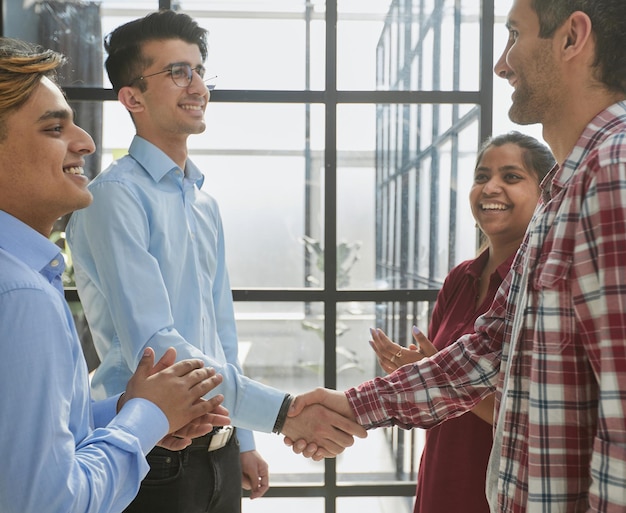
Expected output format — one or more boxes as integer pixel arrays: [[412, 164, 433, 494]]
[[111, 397, 169, 454], [92, 394, 122, 428], [345, 383, 387, 429]]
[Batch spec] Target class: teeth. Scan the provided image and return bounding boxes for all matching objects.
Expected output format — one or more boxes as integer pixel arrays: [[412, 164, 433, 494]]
[[481, 203, 508, 211], [64, 166, 84, 175], [181, 104, 202, 111]]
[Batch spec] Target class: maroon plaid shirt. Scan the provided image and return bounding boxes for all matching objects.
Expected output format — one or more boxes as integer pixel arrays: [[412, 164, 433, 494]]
[[347, 101, 626, 512]]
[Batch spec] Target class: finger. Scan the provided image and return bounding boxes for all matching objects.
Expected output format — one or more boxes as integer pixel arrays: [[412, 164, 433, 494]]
[[287, 438, 308, 454], [243, 469, 259, 491], [369, 327, 393, 358], [312, 447, 333, 461], [204, 403, 229, 419], [301, 442, 319, 458], [157, 433, 192, 451], [412, 326, 437, 357], [172, 423, 210, 440], [316, 438, 343, 456], [169, 357, 206, 378], [205, 411, 231, 428], [325, 407, 367, 439], [317, 417, 359, 451], [187, 395, 230, 422], [368, 328, 385, 357], [371, 328, 404, 368], [150, 347, 177, 376], [254, 472, 269, 499], [188, 371, 222, 398]]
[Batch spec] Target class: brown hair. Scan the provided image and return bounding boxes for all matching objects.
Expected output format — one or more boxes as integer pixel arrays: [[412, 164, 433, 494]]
[[532, 0, 626, 95], [0, 38, 65, 140]]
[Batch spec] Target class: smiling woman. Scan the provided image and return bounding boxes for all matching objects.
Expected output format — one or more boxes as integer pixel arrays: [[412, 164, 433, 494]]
[[470, 134, 551, 259], [368, 131, 555, 513]]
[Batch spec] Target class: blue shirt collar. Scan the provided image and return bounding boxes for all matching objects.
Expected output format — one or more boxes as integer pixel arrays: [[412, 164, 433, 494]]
[[0, 210, 65, 285], [128, 135, 205, 189]]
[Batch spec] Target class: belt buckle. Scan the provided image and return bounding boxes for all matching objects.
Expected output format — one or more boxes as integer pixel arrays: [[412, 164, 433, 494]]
[[208, 425, 233, 452]]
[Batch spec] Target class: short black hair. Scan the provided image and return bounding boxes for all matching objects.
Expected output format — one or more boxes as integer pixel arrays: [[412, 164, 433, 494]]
[[104, 10, 208, 93]]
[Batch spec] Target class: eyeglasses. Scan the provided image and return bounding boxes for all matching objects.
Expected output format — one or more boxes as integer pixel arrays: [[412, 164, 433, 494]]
[[130, 62, 216, 91]]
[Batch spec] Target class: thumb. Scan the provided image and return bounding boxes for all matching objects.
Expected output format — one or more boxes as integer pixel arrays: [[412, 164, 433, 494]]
[[412, 326, 437, 357], [288, 395, 306, 418], [288, 388, 325, 417], [135, 347, 155, 379]]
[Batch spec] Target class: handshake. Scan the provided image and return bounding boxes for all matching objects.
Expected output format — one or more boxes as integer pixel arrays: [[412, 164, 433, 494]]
[[122, 347, 367, 457], [281, 388, 367, 460]]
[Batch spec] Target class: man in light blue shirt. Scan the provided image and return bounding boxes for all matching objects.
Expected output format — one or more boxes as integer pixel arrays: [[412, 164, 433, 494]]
[[67, 10, 366, 513], [0, 38, 228, 513]]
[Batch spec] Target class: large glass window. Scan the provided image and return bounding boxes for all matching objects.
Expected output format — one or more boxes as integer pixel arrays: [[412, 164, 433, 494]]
[[1, 1, 541, 511]]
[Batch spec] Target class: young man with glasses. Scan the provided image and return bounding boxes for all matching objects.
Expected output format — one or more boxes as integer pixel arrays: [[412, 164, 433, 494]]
[[67, 10, 366, 513], [0, 36, 230, 513]]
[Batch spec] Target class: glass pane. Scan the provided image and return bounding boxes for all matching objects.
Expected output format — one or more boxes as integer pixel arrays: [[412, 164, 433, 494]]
[[337, 427, 422, 488], [249, 431, 325, 487], [5, 2, 325, 91], [102, 101, 135, 167], [177, 1, 326, 90], [338, 0, 481, 91], [199, 103, 325, 288], [334, 301, 429, 485], [338, 104, 479, 290], [235, 301, 325, 485], [235, 301, 325, 392]]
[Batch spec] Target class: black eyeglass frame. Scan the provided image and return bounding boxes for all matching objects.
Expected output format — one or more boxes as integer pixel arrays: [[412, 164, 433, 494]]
[[128, 62, 216, 90]]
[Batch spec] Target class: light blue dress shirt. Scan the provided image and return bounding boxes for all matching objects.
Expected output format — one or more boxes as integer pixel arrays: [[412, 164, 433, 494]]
[[67, 136, 284, 451], [0, 210, 168, 513]]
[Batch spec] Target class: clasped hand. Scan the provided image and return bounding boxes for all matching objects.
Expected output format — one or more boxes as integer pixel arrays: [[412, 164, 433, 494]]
[[120, 347, 231, 451], [282, 388, 366, 461]]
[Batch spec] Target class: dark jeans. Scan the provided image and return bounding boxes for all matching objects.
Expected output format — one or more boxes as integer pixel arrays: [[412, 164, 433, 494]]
[[124, 429, 242, 513]]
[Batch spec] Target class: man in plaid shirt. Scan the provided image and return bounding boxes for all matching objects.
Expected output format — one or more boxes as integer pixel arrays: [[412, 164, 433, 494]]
[[288, 0, 626, 511]]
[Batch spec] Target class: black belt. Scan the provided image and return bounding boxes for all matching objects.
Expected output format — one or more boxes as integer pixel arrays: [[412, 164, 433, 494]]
[[190, 426, 235, 452]]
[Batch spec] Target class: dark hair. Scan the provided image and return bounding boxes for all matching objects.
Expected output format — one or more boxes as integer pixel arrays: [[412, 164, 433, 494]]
[[104, 10, 208, 93], [532, 0, 626, 95], [475, 131, 555, 184], [0, 38, 65, 140]]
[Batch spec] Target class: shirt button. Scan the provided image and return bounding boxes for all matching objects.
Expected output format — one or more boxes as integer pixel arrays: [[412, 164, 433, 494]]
[[50, 259, 60, 267]]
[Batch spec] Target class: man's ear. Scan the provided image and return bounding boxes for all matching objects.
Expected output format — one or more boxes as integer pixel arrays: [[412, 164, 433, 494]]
[[560, 11, 593, 60], [118, 86, 145, 114]]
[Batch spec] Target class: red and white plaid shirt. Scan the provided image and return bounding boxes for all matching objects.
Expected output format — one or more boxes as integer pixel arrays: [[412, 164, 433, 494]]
[[347, 101, 626, 512]]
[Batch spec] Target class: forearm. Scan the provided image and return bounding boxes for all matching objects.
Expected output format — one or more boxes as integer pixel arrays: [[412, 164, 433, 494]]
[[348, 335, 498, 430]]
